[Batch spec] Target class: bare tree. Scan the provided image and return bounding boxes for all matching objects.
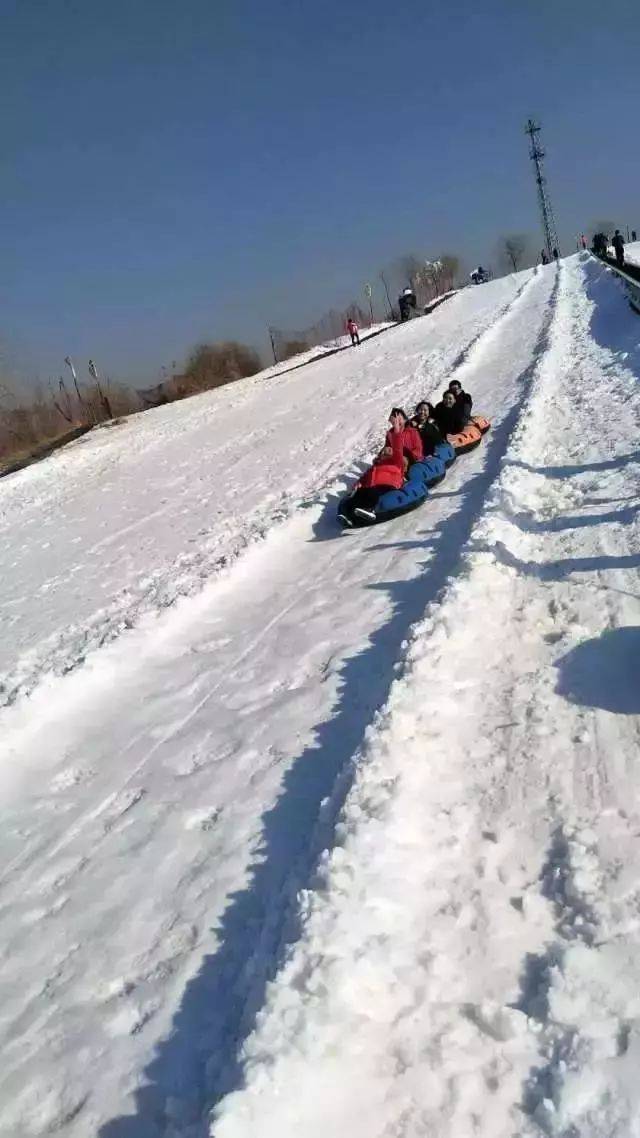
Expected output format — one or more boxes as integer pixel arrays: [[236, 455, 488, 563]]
[[500, 234, 530, 272], [438, 254, 460, 290], [395, 254, 423, 289]]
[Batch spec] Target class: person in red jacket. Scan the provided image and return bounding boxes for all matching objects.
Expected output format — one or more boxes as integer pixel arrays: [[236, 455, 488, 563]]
[[346, 318, 360, 346], [385, 409, 423, 465], [339, 409, 418, 524]]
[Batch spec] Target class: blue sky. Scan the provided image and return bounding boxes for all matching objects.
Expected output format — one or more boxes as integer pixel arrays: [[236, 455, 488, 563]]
[[2, 0, 638, 386]]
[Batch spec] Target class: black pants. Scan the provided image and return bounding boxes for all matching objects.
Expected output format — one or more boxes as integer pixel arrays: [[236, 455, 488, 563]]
[[342, 484, 394, 519], [615, 250, 625, 267], [350, 331, 360, 346]]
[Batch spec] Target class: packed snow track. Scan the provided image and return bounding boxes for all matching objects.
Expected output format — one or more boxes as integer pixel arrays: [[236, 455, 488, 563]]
[[1, 256, 639, 1138]]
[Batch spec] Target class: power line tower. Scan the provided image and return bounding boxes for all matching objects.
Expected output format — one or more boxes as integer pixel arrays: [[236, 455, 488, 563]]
[[525, 118, 559, 259]]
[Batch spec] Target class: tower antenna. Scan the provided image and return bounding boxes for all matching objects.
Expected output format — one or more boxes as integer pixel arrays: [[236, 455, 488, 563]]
[[525, 119, 559, 259]]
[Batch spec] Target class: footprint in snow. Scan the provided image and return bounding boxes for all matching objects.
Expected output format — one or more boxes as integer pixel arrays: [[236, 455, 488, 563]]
[[49, 766, 95, 792], [106, 999, 159, 1037], [184, 806, 221, 832], [103, 787, 146, 832]]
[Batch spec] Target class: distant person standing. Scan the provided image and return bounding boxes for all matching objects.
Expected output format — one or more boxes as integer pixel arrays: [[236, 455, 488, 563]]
[[632, 230, 637, 242], [541, 249, 549, 265], [552, 247, 559, 261], [346, 317, 360, 346], [581, 234, 587, 250], [612, 229, 625, 267]]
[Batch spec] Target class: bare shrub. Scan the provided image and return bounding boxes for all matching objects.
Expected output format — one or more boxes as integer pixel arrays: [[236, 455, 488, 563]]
[[280, 339, 308, 361], [178, 341, 262, 397], [0, 374, 140, 467]]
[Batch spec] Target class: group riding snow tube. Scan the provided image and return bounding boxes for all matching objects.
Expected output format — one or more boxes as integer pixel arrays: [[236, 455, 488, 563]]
[[338, 415, 491, 528]]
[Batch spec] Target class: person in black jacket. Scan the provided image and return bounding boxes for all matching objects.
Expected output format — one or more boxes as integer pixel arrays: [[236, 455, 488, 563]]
[[410, 401, 443, 455], [433, 390, 466, 436], [448, 380, 473, 423], [612, 230, 625, 267]]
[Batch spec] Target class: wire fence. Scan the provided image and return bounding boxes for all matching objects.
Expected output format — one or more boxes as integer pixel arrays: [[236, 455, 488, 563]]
[[269, 301, 371, 362]]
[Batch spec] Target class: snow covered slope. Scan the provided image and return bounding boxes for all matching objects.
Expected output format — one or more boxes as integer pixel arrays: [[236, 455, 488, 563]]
[[624, 240, 640, 269], [1, 257, 639, 1138], [0, 281, 520, 709]]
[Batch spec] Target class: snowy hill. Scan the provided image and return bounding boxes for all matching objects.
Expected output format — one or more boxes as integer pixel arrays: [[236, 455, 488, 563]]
[[1, 255, 639, 1138]]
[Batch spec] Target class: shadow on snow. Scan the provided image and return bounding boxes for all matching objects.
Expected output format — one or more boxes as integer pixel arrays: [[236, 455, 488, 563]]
[[555, 626, 640, 715]]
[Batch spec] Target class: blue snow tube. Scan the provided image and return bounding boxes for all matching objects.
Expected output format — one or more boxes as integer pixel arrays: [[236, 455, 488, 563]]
[[338, 440, 455, 528], [434, 440, 456, 467], [373, 452, 447, 521]]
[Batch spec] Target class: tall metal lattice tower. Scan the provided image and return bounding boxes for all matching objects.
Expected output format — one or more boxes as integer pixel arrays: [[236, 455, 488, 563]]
[[525, 119, 559, 259]]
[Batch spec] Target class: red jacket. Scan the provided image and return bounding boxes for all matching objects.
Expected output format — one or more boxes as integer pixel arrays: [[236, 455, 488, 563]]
[[359, 428, 405, 490], [346, 319, 359, 334], [385, 424, 423, 464]]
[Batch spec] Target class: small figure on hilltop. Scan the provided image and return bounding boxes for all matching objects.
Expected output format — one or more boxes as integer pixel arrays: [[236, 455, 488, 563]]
[[592, 232, 608, 258], [612, 229, 625, 268], [346, 317, 360, 346], [541, 249, 549, 265], [398, 288, 417, 322], [553, 247, 559, 261], [470, 266, 488, 285]]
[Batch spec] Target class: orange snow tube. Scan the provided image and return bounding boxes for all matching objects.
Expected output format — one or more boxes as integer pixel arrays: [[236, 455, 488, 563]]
[[472, 415, 491, 434], [447, 423, 482, 454]]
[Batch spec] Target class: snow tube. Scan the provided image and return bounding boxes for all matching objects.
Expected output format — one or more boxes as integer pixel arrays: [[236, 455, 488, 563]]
[[435, 440, 456, 467], [338, 451, 447, 528], [472, 415, 491, 435], [447, 423, 482, 454]]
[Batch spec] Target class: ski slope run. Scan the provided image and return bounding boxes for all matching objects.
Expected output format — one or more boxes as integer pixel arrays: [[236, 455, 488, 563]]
[[1, 256, 639, 1138], [0, 284, 516, 708]]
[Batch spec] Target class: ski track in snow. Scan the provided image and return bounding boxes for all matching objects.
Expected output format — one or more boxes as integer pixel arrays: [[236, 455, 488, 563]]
[[0, 282, 526, 710], [1, 258, 639, 1138], [211, 257, 640, 1138]]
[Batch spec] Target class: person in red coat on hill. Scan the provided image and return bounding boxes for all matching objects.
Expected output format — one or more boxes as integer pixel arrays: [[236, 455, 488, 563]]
[[346, 318, 360, 346], [339, 409, 420, 524]]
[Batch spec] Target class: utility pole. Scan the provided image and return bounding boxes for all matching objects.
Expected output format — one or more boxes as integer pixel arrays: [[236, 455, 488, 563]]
[[89, 359, 112, 419], [380, 272, 393, 318], [525, 119, 560, 260], [268, 327, 278, 365], [364, 282, 374, 326], [64, 355, 87, 416]]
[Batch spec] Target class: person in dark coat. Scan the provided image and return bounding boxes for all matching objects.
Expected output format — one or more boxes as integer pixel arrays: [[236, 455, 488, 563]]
[[410, 401, 443, 456], [433, 390, 466, 436], [448, 380, 473, 422], [612, 230, 625, 267]]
